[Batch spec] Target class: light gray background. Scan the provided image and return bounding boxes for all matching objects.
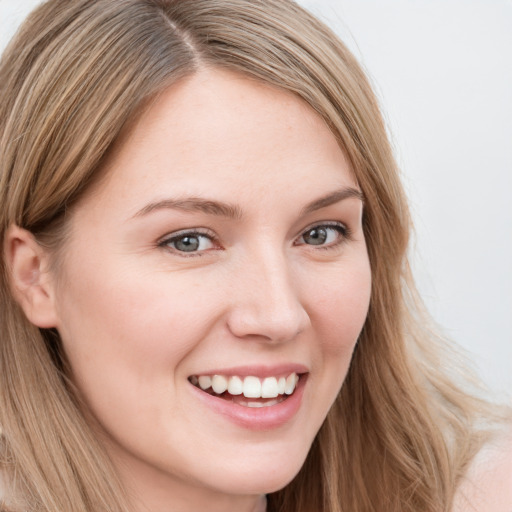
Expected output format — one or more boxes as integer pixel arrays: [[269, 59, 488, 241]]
[[1, 0, 511, 399]]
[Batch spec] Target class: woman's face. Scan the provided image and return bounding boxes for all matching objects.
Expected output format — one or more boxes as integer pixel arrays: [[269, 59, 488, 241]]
[[51, 69, 371, 511]]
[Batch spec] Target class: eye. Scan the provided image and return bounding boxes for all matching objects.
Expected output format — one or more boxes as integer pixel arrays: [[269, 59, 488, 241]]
[[296, 223, 348, 247], [159, 230, 217, 254]]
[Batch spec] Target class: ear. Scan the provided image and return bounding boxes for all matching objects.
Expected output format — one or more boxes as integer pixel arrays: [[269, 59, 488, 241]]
[[4, 225, 59, 328]]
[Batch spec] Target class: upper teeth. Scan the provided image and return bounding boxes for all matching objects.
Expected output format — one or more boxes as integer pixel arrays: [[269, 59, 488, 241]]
[[192, 373, 299, 399]]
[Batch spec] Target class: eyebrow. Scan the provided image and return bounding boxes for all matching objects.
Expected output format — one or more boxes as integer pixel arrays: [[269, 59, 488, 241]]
[[132, 197, 243, 220], [131, 187, 363, 220], [300, 187, 364, 215]]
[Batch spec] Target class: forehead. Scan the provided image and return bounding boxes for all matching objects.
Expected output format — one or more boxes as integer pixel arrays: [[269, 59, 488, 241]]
[[79, 68, 356, 217]]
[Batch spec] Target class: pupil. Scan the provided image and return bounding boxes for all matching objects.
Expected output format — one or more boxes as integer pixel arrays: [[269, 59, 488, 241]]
[[176, 236, 199, 252], [304, 228, 327, 245]]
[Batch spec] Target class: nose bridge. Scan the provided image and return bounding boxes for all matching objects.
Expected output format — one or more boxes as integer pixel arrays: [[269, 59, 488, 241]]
[[227, 242, 310, 342]]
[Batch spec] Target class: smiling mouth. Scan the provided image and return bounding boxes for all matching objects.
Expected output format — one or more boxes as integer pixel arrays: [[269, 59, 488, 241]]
[[188, 373, 301, 408]]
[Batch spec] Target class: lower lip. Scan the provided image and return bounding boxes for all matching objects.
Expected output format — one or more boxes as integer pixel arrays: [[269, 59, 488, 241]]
[[189, 375, 307, 430]]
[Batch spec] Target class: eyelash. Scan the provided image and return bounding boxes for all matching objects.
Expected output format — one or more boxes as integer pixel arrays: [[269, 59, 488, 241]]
[[158, 222, 351, 257]]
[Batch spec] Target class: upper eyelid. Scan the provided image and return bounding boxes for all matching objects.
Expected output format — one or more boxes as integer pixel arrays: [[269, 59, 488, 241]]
[[302, 220, 346, 229], [297, 220, 348, 236], [158, 228, 216, 244]]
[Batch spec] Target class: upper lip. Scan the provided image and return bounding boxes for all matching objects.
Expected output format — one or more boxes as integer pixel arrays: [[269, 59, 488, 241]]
[[188, 363, 309, 378]]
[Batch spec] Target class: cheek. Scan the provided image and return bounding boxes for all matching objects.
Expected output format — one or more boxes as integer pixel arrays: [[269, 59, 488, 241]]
[[54, 259, 220, 396], [292, 257, 371, 445], [53, 263, 226, 460], [309, 259, 372, 356]]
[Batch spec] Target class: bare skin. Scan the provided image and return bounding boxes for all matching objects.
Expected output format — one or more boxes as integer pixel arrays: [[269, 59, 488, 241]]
[[453, 428, 512, 512]]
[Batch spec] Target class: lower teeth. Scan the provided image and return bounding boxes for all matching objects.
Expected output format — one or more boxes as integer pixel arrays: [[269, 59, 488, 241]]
[[199, 387, 287, 407], [236, 397, 283, 408]]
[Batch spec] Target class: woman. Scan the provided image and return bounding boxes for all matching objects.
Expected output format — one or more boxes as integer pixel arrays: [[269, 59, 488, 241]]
[[0, 1, 509, 511]]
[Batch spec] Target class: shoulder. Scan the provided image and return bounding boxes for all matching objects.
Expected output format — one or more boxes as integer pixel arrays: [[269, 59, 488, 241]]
[[452, 427, 512, 512]]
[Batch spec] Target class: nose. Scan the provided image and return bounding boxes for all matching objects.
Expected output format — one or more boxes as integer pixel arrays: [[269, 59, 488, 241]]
[[226, 249, 311, 344]]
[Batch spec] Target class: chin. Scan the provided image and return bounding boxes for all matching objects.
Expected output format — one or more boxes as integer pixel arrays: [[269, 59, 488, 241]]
[[204, 446, 310, 496]]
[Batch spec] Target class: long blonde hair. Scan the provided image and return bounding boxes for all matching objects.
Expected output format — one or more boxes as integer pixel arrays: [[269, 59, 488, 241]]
[[0, 1, 500, 511]]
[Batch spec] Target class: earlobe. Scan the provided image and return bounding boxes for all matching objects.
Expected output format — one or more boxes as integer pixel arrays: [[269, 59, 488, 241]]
[[4, 225, 59, 329]]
